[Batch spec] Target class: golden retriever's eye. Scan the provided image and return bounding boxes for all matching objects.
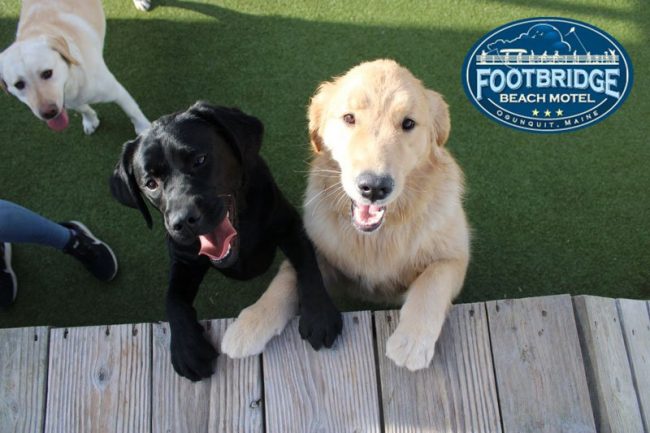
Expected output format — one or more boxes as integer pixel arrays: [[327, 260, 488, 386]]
[[145, 179, 158, 190], [41, 70, 53, 80], [402, 118, 416, 131], [343, 113, 356, 125], [14, 80, 25, 90]]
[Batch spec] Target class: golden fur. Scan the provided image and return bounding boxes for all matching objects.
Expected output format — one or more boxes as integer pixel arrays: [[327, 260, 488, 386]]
[[222, 60, 469, 372]]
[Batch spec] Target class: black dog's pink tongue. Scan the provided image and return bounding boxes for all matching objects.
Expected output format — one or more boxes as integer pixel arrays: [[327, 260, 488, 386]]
[[198, 216, 236, 261], [46, 108, 69, 132]]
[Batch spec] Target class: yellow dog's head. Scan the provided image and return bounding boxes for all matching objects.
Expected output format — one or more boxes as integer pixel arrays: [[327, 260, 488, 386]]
[[308, 59, 450, 232]]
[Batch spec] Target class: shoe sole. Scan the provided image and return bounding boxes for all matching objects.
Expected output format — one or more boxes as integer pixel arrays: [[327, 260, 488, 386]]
[[2, 243, 18, 302], [68, 221, 119, 281]]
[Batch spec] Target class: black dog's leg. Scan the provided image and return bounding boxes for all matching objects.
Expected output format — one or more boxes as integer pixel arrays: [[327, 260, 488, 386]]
[[166, 259, 217, 381], [277, 209, 343, 350]]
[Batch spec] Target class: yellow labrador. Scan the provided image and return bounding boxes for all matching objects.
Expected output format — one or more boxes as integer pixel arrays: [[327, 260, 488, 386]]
[[0, 0, 150, 134], [221, 59, 469, 372]]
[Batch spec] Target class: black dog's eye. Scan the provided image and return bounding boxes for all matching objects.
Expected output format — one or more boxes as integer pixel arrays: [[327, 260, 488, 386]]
[[41, 70, 53, 80], [402, 118, 416, 131], [343, 113, 355, 125], [14, 80, 25, 90], [145, 179, 158, 190], [194, 154, 207, 167]]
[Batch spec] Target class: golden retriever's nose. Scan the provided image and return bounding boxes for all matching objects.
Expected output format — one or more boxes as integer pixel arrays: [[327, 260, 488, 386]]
[[40, 104, 59, 120], [356, 171, 394, 202]]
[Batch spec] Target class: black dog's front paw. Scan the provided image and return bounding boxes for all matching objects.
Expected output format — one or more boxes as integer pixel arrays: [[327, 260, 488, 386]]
[[299, 299, 343, 350], [170, 322, 218, 381]]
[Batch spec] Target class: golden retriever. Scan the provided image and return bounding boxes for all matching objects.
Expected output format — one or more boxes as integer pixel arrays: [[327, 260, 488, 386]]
[[0, 0, 150, 134], [221, 59, 469, 372]]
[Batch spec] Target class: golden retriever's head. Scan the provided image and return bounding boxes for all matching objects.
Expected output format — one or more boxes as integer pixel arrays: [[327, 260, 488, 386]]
[[0, 35, 78, 129], [308, 59, 450, 232]]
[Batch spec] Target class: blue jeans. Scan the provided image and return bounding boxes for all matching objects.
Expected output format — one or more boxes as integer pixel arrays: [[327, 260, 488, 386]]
[[0, 200, 71, 250]]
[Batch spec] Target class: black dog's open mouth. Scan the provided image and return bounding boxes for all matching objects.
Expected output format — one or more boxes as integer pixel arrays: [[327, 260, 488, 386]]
[[351, 200, 386, 233], [198, 195, 239, 265]]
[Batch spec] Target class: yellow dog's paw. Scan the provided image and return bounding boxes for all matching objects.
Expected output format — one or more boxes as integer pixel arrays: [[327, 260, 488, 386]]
[[385, 324, 437, 371], [221, 306, 286, 358]]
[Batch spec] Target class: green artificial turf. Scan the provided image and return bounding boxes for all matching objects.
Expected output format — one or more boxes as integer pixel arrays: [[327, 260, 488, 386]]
[[0, 0, 648, 328]]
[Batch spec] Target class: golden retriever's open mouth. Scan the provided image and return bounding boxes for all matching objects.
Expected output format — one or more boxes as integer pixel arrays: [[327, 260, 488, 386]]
[[198, 195, 239, 266], [351, 200, 386, 233]]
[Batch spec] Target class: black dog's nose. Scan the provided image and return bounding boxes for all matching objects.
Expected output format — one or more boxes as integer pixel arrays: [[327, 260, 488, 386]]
[[40, 105, 59, 120], [356, 171, 394, 202], [170, 210, 202, 232]]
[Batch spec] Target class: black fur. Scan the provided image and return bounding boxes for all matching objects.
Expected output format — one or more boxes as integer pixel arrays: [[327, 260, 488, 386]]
[[110, 101, 342, 381]]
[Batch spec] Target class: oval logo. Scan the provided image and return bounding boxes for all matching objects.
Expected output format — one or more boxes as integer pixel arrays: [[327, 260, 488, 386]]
[[462, 17, 633, 133]]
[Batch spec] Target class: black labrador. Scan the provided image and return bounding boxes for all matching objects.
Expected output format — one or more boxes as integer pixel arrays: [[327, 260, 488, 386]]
[[110, 101, 342, 381]]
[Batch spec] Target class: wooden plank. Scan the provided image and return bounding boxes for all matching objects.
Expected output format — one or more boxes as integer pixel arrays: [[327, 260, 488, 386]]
[[0, 327, 49, 433], [263, 311, 381, 433], [44, 324, 151, 433], [375, 303, 502, 433], [616, 298, 650, 432], [574, 296, 644, 433], [487, 295, 595, 433], [152, 319, 263, 433]]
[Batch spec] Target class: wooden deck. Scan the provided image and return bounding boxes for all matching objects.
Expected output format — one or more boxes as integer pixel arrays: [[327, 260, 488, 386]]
[[1, 294, 648, 433]]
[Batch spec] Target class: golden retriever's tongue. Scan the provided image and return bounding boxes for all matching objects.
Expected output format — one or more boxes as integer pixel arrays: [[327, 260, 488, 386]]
[[46, 109, 69, 131], [198, 216, 236, 260], [355, 204, 384, 224]]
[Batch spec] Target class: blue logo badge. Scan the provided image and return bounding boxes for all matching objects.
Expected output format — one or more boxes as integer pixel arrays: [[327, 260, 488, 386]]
[[462, 18, 633, 133]]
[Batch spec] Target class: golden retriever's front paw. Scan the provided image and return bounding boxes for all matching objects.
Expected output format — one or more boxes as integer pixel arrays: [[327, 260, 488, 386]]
[[221, 306, 288, 358], [385, 324, 437, 371]]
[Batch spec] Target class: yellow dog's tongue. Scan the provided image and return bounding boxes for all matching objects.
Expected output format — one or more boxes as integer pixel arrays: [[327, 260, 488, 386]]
[[198, 215, 237, 261], [46, 109, 69, 132], [356, 204, 383, 223]]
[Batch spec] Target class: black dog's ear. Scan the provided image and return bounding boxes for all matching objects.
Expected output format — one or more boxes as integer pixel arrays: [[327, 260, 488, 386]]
[[188, 101, 264, 164], [109, 137, 153, 228]]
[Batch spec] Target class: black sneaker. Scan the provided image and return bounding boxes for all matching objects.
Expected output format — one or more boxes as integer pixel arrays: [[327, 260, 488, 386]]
[[0, 242, 18, 308], [61, 221, 118, 282]]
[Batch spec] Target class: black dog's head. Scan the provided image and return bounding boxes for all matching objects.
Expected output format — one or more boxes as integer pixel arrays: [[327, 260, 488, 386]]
[[110, 101, 263, 266]]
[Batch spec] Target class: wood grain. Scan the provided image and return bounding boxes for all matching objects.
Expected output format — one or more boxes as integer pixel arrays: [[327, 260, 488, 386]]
[[617, 299, 650, 432], [263, 311, 381, 433], [0, 327, 49, 433], [375, 303, 502, 433], [44, 324, 151, 433], [573, 296, 644, 433], [152, 319, 263, 433], [487, 295, 595, 433]]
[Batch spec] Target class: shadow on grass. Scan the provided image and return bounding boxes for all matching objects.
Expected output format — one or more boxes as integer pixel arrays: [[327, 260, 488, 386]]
[[0, 0, 647, 329]]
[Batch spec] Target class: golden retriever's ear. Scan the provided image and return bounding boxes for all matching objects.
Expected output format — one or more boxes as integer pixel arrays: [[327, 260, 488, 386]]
[[48, 36, 79, 66], [308, 81, 334, 154], [426, 90, 450, 147]]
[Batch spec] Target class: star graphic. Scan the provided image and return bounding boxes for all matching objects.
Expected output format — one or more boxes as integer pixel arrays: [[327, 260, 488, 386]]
[[556, 109, 564, 116], [532, 109, 539, 116], [544, 109, 552, 117]]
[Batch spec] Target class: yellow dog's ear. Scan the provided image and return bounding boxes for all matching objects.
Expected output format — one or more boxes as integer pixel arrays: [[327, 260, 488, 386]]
[[426, 90, 450, 147], [48, 36, 79, 66], [308, 81, 335, 154]]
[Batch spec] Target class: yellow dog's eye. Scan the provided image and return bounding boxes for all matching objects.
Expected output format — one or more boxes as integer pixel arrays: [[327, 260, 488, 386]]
[[402, 118, 416, 131], [41, 70, 53, 80], [343, 113, 355, 125], [14, 80, 25, 90]]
